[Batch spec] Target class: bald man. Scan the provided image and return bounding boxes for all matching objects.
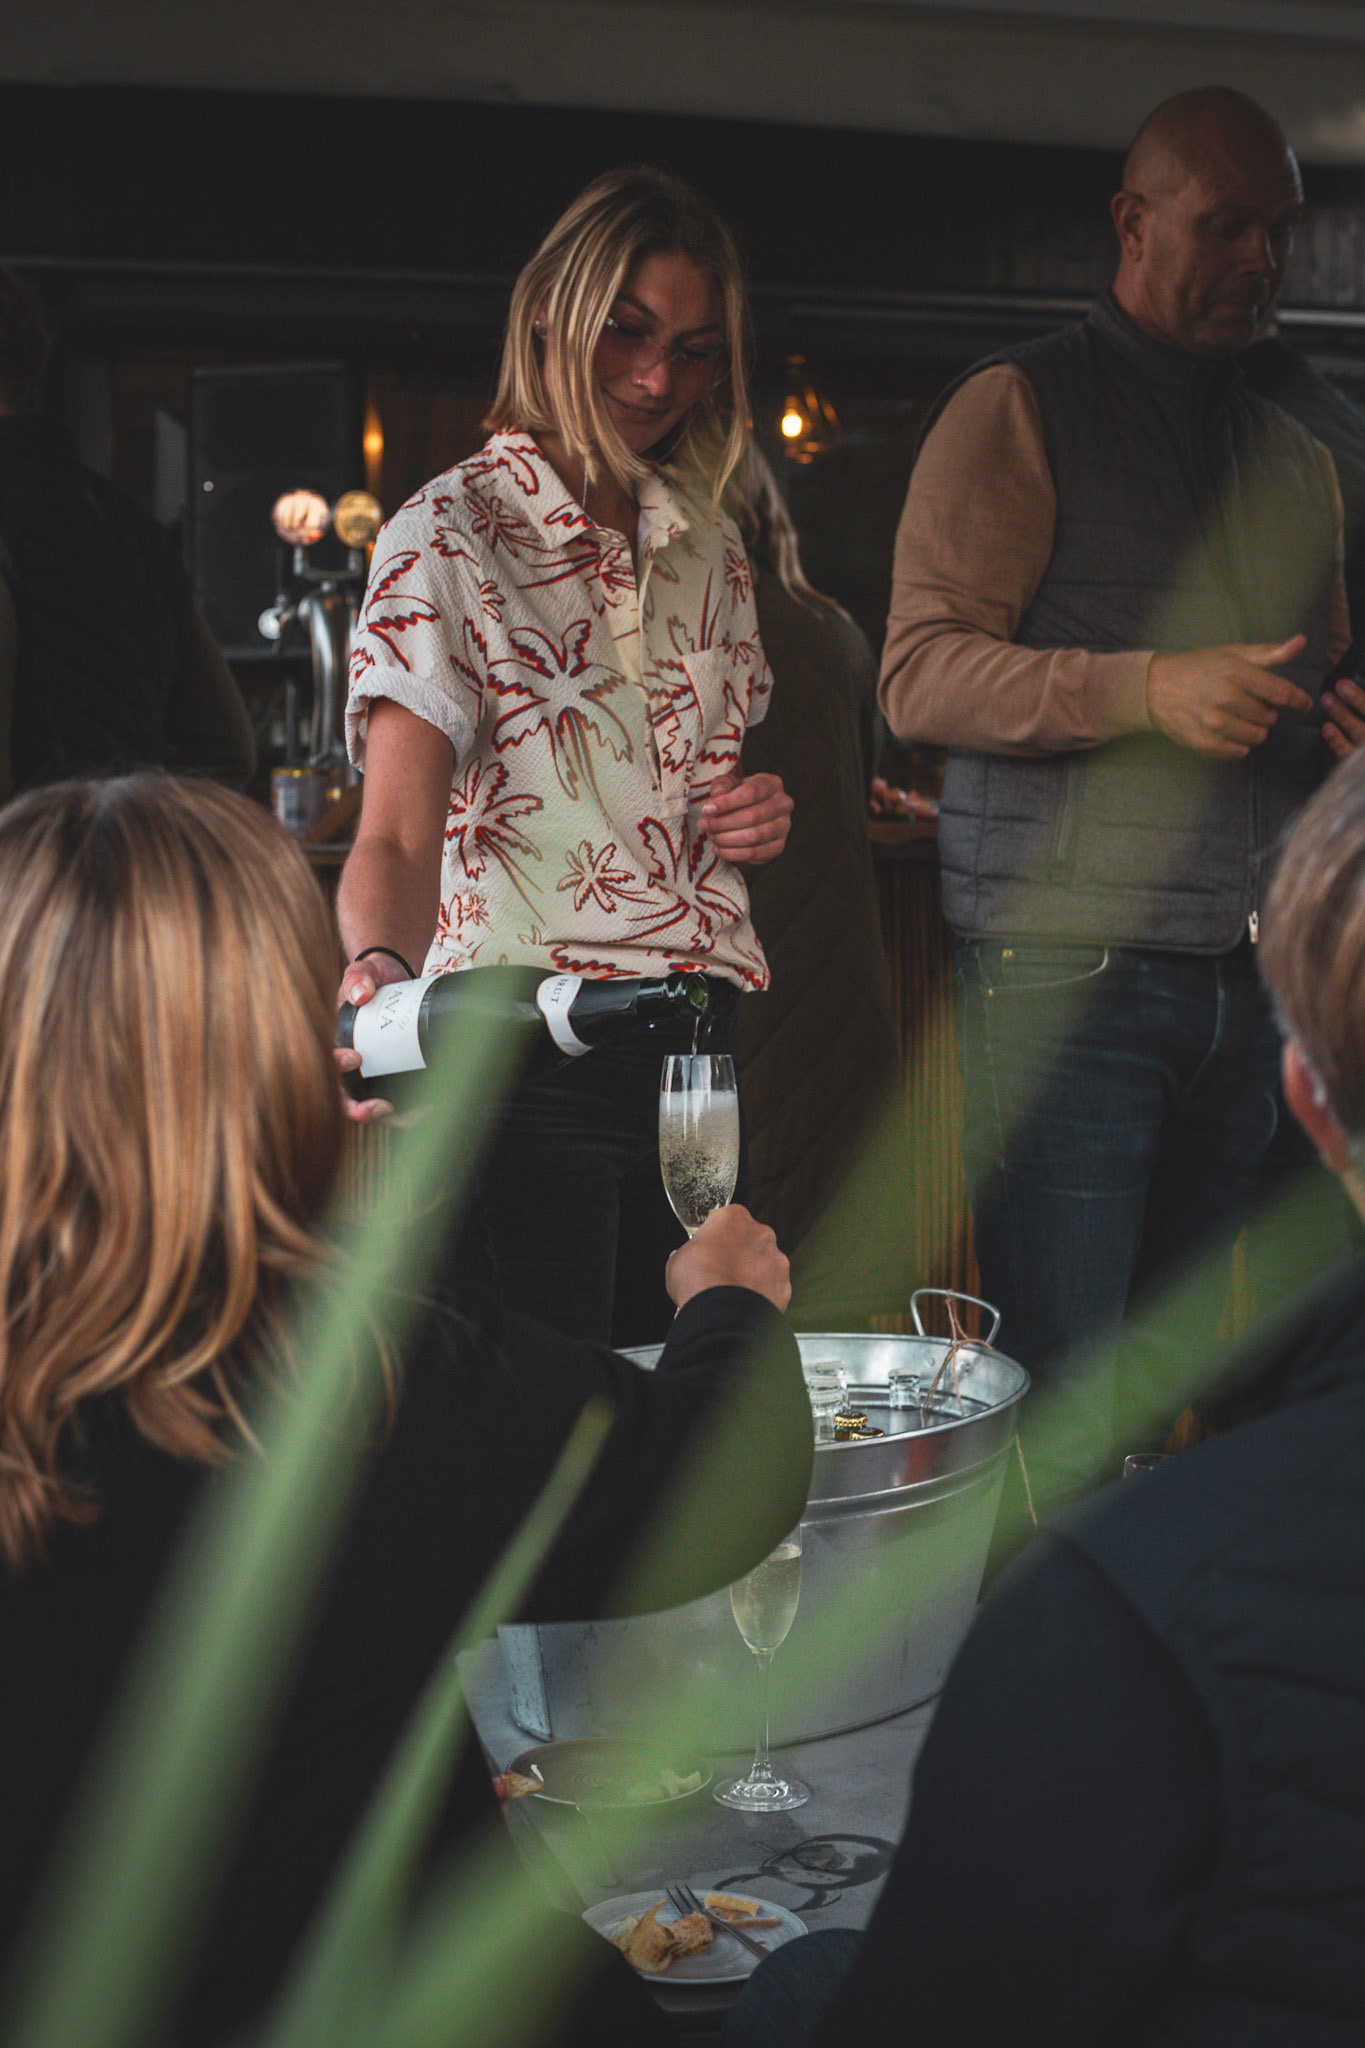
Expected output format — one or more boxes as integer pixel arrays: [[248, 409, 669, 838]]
[[881, 89, 1354, 1521]]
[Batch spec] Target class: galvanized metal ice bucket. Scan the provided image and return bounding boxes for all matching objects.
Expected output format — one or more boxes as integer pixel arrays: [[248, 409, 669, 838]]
[[499, 1302, 1028, 1750]]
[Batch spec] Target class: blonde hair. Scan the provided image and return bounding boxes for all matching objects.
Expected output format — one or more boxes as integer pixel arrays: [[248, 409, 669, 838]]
[[485, 164, 752, 505], [1262, 748, 1365, 1137], [0, 775, 343, 1569], [726, 443, 842, 614]]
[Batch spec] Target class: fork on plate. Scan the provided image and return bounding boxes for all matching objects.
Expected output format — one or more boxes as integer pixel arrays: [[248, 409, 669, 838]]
[[665, 1881, 768, 1958]]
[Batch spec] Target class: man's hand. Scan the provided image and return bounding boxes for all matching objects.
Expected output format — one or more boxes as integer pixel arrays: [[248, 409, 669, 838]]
[[698, 773, 793, 865], [1321, 673, 1365, 761], [870, 776, 939, 822], [333, 956, 407, 1123], [666, 1205, 791, 1312], [1146, 635, 1310, 759]]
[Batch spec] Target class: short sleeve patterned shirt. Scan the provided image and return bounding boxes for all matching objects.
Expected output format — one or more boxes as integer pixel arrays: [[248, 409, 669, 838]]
[[346, 432, 773, 989]]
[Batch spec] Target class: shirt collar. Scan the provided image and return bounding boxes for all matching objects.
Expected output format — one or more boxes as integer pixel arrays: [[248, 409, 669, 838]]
[[484, 430, 692, 551]]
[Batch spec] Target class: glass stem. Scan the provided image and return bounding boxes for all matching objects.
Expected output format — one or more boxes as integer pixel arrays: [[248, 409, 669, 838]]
[[749, 1647, 776, 1785]]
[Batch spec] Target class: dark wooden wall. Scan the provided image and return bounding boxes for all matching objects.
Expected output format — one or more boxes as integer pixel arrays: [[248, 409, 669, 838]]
[[6, 83, 1364, 311], [8, 81, 1363, 660]]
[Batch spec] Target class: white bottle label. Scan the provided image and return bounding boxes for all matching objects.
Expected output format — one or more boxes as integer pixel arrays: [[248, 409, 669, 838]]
[[535, 973, 589, 1056], [351, 975, 440, 1077]]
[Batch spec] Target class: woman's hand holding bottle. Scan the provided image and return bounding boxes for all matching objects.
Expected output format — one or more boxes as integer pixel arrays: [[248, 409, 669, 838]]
[[334, 952, 411, 1122]]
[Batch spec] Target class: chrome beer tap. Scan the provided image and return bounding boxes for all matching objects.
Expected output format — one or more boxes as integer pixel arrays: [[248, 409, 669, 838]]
[[258, 489, 383, 832]]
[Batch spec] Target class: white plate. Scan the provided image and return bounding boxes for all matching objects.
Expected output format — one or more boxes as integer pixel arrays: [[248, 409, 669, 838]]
[[583, 1889, 806, 1986]]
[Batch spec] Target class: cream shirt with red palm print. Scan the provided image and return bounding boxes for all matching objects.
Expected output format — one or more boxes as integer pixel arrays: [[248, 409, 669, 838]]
[[346, 432, 773, 989]]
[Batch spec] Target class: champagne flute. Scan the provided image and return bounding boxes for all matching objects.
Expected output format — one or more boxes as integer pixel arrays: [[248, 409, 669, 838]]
[[659, 1053, 740, 1236], [714, 1523, 810, 1812]]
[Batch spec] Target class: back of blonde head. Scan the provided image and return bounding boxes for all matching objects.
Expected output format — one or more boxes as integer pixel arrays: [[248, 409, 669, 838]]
[[486, 163, 752, 504], [0, 776, 341, 1569], [1263, 748, 1365, 1139]]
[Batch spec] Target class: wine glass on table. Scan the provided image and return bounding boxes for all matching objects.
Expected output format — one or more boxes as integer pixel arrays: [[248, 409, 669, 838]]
[[658, 1054, 740, 1235], [714, 1523, 810, 1812]]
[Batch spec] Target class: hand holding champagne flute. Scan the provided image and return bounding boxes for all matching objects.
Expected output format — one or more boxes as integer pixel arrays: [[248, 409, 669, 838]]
[[663, 1205, 790, 1312]]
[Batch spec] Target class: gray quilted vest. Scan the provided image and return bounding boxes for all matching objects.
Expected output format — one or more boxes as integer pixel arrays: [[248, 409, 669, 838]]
[[927, 295, 1339, 950]]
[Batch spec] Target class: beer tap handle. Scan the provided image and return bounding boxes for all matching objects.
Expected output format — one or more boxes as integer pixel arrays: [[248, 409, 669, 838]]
[[257, 595, 297, 644]]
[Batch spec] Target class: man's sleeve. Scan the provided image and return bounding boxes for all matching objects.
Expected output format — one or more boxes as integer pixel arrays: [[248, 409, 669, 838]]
[[880, 364, 1153, 755]]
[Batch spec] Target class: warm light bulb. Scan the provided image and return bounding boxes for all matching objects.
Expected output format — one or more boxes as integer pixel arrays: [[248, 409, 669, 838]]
[[333, 490, 384, 549], [780, 409, 805, 439], [271, 489, 332, 547], [363, 395, 385, 497]]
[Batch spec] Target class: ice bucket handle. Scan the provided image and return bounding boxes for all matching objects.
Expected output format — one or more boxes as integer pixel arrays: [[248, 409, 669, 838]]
[[910, 1288, 1001, 1349]]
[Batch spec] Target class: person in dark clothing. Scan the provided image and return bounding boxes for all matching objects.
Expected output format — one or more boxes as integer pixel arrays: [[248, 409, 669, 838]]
[[1231, 319, 1365, 1340], [0, 270, 253, 794], [882, 87, 1357, 1518], [729, 447, 902, 1322], [0, 775, 810, 2048], [723, 744, 1365, 2048]]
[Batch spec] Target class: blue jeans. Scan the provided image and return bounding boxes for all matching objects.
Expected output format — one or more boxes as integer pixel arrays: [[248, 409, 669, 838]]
[[954, 939, 1281, 1501]]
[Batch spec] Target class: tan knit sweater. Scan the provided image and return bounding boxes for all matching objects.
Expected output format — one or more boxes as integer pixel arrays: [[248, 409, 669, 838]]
[[880, 363, 1350, 755]]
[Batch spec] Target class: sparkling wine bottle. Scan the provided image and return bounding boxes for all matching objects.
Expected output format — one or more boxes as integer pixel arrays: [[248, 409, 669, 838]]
[[336, 964, 710, 1103]]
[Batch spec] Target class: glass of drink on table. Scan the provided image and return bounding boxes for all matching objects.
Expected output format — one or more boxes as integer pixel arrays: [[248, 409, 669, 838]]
[[715, 1523, 810, 1812], [887, 1364, 922, 1413], [659, 1054, 740, 1235], [802, 1360, 847, 1442]]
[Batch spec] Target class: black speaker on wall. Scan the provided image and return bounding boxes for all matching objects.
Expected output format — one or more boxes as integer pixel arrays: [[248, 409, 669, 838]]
[[188, 362, 363, 660]]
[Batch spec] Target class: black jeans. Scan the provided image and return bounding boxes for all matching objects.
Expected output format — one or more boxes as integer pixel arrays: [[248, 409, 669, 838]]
[[458, 987, 743, 1347]]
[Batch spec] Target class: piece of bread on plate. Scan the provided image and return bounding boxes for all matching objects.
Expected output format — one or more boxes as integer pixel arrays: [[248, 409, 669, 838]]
[[704, 1891, 780, 1929], [665, 1913, 713, 1958], [607, 1900, 716, 1972], [624, 1902, 678, 1974], [703, 1892, 758, 1921]]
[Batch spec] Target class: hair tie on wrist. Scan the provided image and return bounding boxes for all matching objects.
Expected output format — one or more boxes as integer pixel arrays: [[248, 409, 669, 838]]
[[354, 945, 418, 980]]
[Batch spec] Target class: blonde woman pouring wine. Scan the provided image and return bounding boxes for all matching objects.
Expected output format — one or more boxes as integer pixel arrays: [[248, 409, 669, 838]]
[[338, 166, 792, 1343]]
